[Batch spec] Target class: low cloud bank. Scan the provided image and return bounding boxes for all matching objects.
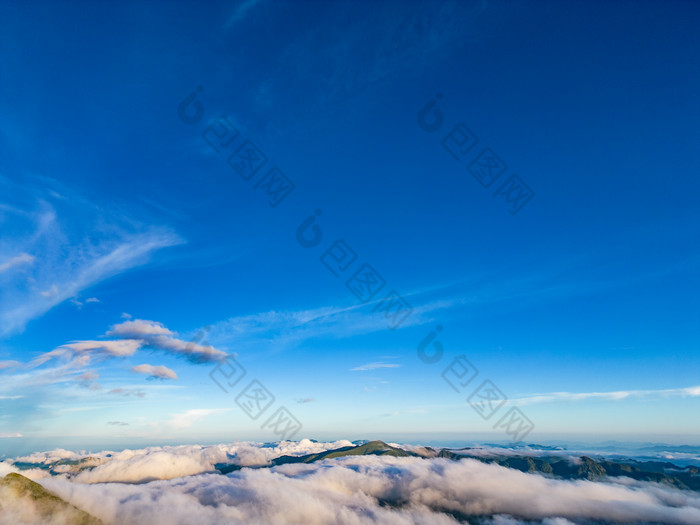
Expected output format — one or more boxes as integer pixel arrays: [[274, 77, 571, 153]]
[[4, 441, 700, 524], [11, 439, 354, 484]]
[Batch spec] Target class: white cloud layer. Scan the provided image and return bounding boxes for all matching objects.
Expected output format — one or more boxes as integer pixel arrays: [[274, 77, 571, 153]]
[[4, 440, 700, 524]]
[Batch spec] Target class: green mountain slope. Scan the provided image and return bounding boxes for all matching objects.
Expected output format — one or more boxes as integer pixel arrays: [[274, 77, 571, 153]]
[[271, 440, 416, 466], [470, 454, 700, 490], [0, 472, 102, 525]]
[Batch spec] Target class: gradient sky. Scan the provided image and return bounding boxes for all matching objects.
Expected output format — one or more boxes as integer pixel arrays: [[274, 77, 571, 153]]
[[1, 0, 699, 455]]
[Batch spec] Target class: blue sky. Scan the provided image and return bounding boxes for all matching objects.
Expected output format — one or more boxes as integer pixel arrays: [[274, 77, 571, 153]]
[[0, 0, 699, 454]]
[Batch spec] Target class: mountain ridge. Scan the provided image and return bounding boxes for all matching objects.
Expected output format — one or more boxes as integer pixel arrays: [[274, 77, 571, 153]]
[[212, 440, 700, 490]]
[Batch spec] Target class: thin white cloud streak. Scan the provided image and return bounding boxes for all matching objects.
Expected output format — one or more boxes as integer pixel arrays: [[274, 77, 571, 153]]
[[131, 364, 178, 380], [209, 299, 453, 352], [350, 362, 402, 371], [17, 353, 95, 388], [512, 385, 700, 406], [166, 409, 229, 430], [0, 253, 34, 273]]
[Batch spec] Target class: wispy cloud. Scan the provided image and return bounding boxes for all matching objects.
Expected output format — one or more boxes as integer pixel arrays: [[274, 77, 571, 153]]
[[108, 388, 145, 398], [25, 319, 226, 379], [245, 1, 470, 131], [54, 340, 143, 360], [131, 364, 178, 380], [0, 253, 34, 273], [512, 385, 700, 406], [75, 371, 101, 391], [0, 177, 184, 336], [380, 408, 428, 417], [3, 227, 182, 335], [167, 409, 229, 430], [209, 299, 450, 353], [350, 362, 402, 371], [224, 0, 265, 29]]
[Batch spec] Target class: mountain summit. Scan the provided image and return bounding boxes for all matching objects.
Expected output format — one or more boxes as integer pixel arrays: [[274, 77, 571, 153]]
[[0, 472, 102, 525]]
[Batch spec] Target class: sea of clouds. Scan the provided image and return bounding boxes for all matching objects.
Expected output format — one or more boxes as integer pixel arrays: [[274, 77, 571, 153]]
[[2, 439, 700, 524]]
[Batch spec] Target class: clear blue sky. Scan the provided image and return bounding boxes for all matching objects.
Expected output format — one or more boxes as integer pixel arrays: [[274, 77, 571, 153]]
[[1, 0, 699, 454]]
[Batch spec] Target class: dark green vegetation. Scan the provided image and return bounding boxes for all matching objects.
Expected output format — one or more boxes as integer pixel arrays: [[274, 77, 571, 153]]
[[272, 440, 413, 465], [12, 457, 105, 476], [214, 440, 700, 491], [467, 453, 700, 491], [216, 440, 412, 474], [0, 472, 102, 524]]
